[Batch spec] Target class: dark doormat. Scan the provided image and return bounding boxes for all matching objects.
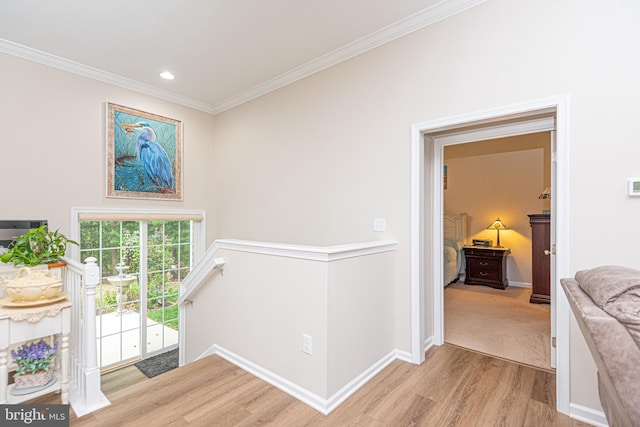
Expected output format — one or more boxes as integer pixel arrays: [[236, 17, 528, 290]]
[[135, 348, 179, 378]]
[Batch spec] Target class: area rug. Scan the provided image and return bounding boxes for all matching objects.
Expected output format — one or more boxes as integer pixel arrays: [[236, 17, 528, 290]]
[[134, 348, 179, 378], [444, 283, 551, 370]]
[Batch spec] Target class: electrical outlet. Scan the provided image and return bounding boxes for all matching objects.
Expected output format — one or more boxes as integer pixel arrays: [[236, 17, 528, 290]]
[[302, 334, 312, 355]]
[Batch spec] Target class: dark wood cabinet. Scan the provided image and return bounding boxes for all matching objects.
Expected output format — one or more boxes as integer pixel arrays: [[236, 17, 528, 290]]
[[528, 214, 551, 304], [463, 246, 509, 289]]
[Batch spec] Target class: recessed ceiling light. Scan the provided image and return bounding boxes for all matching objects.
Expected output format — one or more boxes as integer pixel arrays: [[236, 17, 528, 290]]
[[160, 71, 175, 80]]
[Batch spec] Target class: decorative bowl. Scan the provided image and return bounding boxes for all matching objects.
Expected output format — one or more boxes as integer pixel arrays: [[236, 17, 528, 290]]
[[5, 267, 62, 302]]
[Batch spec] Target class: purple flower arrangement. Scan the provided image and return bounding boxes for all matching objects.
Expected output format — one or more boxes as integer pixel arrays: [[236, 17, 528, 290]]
[[11, 339, 59, 378]]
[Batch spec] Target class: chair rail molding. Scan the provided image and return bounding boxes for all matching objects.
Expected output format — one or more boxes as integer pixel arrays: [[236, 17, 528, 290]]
[[215, 239, 398, 261], [178, 238, 398, 306]]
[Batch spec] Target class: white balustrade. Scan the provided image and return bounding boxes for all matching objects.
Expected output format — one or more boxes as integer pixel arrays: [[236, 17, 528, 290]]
[[60, 256, 110, 416]]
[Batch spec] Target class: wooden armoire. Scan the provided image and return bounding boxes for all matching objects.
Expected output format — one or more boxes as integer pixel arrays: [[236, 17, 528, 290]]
[[528, 214, 550, 303]]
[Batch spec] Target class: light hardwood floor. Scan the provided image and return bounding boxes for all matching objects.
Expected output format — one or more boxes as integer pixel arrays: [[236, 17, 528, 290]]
[[32, 344, 591, 426]]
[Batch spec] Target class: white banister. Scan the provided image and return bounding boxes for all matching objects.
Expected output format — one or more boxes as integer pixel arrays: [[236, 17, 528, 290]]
[[178, 242, 225, 305], [61, 256, 110, 416]]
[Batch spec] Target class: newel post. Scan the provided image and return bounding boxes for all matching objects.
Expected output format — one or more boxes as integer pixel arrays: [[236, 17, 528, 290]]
[[82, 257, 102, 408]]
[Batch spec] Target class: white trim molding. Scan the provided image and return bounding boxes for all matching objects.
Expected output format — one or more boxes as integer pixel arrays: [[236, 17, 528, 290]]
[[177, 238, 398, 308], [431, 116, 555, 146], [198, 344, 409, 415], [410, 95, 571, 414], [0, 39, 217, 114], [508, 281, 532, 289], [215, 238, 398, 262], [0, 0, 487, 115], [212, 0, 488, 113], [569, 403, 608, 427]]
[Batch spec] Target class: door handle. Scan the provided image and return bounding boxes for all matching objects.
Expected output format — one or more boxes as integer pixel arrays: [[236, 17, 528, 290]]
[[544, 249, 552, 256]]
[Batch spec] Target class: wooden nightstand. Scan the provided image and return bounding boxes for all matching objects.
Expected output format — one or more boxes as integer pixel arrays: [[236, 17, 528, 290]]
[[463, 246, 510, 289]]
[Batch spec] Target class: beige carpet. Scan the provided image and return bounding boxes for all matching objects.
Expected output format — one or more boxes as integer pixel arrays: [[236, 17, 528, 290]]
[[444, 282, 551, 370]]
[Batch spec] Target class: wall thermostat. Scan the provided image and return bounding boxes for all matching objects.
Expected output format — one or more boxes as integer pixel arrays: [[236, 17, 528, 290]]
[[628, 178, 640, 196]]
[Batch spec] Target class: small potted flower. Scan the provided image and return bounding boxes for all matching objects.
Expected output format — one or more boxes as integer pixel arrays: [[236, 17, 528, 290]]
[[11, 339, 59, 389]]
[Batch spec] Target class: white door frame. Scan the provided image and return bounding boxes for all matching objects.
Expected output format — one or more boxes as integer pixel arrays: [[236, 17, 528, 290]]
[[409, 95, 570, 414]]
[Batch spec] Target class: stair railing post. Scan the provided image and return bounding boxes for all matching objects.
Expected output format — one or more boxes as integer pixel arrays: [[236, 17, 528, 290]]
[[82, 257, 102, 408]]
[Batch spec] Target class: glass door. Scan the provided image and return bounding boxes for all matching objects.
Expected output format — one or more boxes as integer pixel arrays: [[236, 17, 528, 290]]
[[80, 219, 192, 369], [144, 220, 190, 356]]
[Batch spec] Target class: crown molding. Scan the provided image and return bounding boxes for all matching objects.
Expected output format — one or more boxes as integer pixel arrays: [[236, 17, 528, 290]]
[[0, 0, 486, 116], [0, 38, 219, 114], [211, 0, 487, 113]]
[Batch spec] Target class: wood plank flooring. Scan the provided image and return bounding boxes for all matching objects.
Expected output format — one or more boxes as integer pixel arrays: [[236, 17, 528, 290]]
[[32, 344, 591, 426]]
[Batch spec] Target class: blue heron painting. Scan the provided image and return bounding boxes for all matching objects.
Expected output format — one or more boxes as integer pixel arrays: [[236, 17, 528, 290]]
[[108, 104, 182, 200], [120, 122, 174, 191]]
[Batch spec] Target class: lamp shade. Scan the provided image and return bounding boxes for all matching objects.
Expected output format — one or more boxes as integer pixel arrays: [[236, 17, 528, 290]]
[[486, 218, 509, 231], [486, 218, 508, 247], [539, 186, 551, 199]]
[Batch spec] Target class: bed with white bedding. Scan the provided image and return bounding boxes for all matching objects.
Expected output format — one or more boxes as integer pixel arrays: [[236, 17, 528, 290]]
[[444, 211, 467, 286]]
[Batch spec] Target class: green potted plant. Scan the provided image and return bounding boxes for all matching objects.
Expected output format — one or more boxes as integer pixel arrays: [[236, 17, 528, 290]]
[[11, 339, 59, 389], [0, 225, 78, 267]]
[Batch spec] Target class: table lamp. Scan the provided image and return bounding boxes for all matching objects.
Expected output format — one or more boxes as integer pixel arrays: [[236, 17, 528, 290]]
[[486, 218, 509, 248]]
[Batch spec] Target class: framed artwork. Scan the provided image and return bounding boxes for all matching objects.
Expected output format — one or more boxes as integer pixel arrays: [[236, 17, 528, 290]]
[[106, 103, 182, 200]]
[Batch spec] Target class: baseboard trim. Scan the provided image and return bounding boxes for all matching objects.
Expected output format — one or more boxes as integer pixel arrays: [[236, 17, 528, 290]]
[[325, 350, 401, 414], [195, 344, 217, 361], [569, 403, 608, 427], [198, 342, 591, 420], [213, 345, 330, 414], [395, 348, 413, 363], [195, 344, 408, 415], [508, 281, 532, 288], [424, 335, 434, 353]]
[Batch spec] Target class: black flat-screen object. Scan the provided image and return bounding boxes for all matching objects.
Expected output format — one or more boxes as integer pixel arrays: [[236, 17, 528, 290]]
[[0, 220, 48, 248]]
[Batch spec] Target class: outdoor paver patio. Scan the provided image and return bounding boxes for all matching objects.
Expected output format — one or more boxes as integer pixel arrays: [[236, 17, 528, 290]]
[[96, 311, 178, 368]]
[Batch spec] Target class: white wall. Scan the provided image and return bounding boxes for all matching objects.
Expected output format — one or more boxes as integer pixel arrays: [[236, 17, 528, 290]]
[[0, 54, 217, 243], [184, 244, 396, 402], [185, 249, 329, 396], [211, 0, 640, 412], [327, 251, 395, 396]]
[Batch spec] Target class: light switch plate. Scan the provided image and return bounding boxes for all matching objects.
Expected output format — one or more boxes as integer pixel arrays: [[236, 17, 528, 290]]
[[373, 218, 386, 232]]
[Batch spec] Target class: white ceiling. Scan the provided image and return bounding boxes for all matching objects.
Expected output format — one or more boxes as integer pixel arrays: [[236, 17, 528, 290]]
[[0, 0, 485, 114]]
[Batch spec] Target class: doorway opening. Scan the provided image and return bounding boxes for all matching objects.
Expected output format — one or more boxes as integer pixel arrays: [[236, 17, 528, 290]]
[[441, 132, 552, 371], [409, 95, 570, 414]]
